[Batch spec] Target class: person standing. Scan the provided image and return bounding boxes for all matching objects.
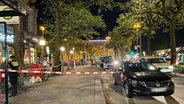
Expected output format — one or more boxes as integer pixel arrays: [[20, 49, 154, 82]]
[[58, 61, 62, 71], [8, 56, 19, 97]]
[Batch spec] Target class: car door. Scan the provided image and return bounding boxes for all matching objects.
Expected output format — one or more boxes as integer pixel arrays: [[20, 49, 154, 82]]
[[115, 62, 125, 84]]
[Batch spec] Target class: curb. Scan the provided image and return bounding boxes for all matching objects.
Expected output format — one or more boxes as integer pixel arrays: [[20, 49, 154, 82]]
[[172, 72, 184, 77], [95, 79, 106, 104]]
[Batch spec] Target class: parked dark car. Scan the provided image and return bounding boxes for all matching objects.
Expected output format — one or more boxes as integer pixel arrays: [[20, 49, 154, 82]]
[[113, 61, 175, 98]]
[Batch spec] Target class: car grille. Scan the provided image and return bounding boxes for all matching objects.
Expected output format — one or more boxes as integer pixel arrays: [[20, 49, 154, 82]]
[[144, 80, 170, 87]]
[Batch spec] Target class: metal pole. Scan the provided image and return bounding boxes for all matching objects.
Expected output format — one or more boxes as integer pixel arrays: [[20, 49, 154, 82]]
[[139, 35, 142, 57], [3, 22, 8, 104], [62, 51, 64, 72], [40, 46, 44, 64]]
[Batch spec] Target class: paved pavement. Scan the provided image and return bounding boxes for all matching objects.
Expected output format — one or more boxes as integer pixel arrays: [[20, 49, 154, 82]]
[[8, 65, 106, 104], [172, 72, 184, 77]]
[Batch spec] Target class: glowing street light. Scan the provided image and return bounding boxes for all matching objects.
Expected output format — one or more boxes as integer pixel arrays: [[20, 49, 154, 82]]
[[39, 37, 46, 64], [133, 22, 142, 56], [40, 26, 45, 32], [106, 36, 111, 40], [70, 50, 74, 60]]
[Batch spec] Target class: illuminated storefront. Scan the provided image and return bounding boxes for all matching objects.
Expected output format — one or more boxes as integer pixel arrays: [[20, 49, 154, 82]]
[[0, 24, 14, 64]]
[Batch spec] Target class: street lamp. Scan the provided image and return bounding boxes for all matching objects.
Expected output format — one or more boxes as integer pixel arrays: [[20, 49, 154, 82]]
[[106, 36, 111, 40], [39, 25, 46, 65], [60, 46, 65, 72], [39, 37, 46, 64], [133, 22, 142, 56], [40, 26, 45, 33], [70, 50, 74, 60]]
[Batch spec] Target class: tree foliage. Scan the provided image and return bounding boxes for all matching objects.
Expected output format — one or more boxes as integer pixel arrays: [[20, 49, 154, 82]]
[[41, 0, 119, 66]]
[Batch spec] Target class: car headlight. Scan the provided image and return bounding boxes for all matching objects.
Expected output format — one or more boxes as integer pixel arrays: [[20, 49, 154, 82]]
[[131, 80, 138, 85], [114, 61, 119, 65], [168, 65, 174, 69]]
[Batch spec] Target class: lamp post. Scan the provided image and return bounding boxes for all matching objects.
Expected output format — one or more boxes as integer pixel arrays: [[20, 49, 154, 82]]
[[60, 46, 65, 72], [70, 50, 74, 60], [39, 25, 46, 65], [70, 50, 74, 69], [39, 37, 46, 64], [133, 22, 141, 56], [40, 26, 45, 33]]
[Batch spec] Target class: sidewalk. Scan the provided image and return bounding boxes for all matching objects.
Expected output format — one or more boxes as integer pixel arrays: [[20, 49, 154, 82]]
[[18, 64, 106, 104], [172, 72, 184, 77]]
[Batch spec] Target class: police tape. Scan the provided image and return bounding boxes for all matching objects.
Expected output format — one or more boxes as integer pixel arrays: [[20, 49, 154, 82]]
[[0, 69, 115, 75]]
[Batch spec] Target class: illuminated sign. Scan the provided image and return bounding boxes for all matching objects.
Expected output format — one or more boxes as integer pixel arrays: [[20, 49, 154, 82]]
[[3, 7, 13, 20], [0, 33, 14, 43], [88, 40, 108, 42], [0, 6, 19, 24], [0, 23, 14, 43]]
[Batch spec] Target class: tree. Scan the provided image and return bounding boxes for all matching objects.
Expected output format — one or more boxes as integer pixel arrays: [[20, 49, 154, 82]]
[[11, 0, 36, 88], [155, 0, 184, 64], [41, 0, 116, 68]]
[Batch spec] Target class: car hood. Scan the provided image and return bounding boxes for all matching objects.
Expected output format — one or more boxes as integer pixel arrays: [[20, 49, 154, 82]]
[[129, 71, 171, 81], [152, 63, 170, 68]]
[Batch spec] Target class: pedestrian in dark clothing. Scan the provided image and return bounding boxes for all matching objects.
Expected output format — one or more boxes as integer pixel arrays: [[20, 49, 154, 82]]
[[58, 61, 62, 71], [8, 56, 19, 97]]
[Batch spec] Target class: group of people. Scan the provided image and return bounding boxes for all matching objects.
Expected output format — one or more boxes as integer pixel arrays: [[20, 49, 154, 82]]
[[0, 56, 19, 97]]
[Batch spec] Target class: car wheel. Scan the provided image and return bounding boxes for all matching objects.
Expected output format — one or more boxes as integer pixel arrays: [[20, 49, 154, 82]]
[[114, 77, 118, 85], [124, 82, 133, 98]]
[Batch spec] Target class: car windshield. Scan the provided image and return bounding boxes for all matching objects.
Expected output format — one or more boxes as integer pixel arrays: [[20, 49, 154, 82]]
[[147, 58, 166, 63], [125, 62, 157, 72]]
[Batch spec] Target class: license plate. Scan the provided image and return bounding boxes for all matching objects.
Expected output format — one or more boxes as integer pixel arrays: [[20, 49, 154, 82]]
[[151, 87, 166, 92]]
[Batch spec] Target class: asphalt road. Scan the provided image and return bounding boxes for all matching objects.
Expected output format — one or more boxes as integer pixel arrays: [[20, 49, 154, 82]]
[[100, 74, 184, 104], [9, 65, 105, 104], [8, 65, 184, 104]]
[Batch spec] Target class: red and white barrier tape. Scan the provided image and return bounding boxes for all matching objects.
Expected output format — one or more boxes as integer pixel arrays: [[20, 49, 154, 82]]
[[0, 73, 5, 78], [0, 69, 115, 75]]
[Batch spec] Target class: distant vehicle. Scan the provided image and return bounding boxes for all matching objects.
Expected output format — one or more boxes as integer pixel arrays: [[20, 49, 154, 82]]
[[141, 57, 174, 73], [177, 54, 184, 65], [113, 61, 175, 98], [99, 56, 114, 70], [103, 60, 119, 70]]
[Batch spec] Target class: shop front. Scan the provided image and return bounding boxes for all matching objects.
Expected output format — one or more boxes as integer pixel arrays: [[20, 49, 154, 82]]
[[0, 24, 14, 65]]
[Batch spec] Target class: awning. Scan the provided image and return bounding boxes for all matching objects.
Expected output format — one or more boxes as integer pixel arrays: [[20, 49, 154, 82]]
[[0, 0, 25, 17]]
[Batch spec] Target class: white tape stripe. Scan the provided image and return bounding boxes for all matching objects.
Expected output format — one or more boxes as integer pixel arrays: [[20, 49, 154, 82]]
[[22, 70, 28, 73], [66, 72, 71, 74], [85, 72, 90, 74], [45, 71, 51, 74], [102, 72, 107, 74], [94, 72, 98, 74], [55, 72, 61, 74], [76, 72, 80, 74]]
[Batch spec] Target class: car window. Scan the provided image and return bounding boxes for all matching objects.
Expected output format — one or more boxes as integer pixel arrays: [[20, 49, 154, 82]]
[[125, 62, 157, 72], [147, 58, 166, 63]]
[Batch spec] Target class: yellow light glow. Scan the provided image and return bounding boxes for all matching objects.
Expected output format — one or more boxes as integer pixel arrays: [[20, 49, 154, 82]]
[[40, 26, 45, 31], [60, 46, 65, 51], [39, 39, 46, 46]]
